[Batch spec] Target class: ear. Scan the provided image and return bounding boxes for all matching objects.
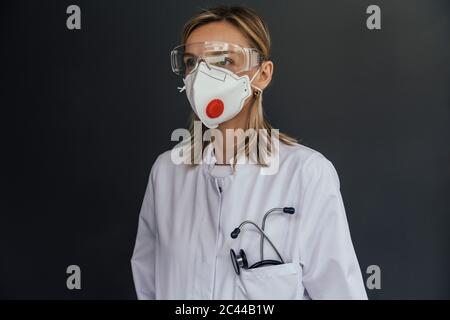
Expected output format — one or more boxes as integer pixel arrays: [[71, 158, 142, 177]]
[[252, 60, 274, 92]]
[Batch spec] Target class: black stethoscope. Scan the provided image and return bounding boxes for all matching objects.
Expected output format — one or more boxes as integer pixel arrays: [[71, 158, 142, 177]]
[[229, 207, 295, 275]]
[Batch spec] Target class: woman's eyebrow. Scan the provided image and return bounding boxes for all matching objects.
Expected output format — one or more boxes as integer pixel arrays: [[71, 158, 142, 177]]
[[184, 50, 232, 58], [207, 50, 231, 56]]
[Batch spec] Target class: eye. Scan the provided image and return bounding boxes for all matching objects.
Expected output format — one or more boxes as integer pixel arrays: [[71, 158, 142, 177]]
[[184, 57, 197, 68], [216, 57, 233, 66]]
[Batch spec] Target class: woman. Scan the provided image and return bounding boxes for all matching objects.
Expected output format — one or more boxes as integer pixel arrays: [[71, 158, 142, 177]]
[[131, 5, 368, 300]]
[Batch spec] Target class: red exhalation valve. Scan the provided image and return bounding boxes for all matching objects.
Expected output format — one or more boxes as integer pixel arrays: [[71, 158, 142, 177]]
[[206, 99, 224, 118]]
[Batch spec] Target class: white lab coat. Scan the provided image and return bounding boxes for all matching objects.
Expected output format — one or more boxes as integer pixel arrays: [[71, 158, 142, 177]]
[[131, 141, 368, 300]]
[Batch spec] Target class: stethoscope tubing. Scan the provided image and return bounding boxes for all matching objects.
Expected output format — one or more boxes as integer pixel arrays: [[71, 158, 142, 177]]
[[236, 220, 285, 264], [260, 207, 285, 261]]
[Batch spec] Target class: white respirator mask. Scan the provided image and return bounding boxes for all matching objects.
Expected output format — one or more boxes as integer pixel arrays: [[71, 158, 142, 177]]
[[179, 61, 261, 129]]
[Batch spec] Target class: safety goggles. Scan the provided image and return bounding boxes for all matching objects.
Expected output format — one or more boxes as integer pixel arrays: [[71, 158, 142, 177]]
[[170, 41, 264, 78]]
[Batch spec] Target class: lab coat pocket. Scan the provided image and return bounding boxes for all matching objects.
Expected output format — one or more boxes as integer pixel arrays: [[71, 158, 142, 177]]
[[235, 262, 301, 300]]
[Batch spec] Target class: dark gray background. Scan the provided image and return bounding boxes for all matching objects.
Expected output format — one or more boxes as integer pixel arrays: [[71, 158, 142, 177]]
[[1, 0, 449, 299]]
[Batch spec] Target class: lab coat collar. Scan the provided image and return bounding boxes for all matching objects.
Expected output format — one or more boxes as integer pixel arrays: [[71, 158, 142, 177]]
[[202, 142, 217, 166], [201, 142, 260, 177], [177, 138, 282, 179]]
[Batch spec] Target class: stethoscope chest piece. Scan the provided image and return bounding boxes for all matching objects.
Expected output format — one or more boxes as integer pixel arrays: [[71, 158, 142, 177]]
[[230, 249, 248, 275], [230, 248, 283, 275]]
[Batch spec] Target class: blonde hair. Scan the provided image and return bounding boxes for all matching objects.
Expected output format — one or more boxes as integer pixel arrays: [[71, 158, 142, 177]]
[[181, 5, 299, 170]]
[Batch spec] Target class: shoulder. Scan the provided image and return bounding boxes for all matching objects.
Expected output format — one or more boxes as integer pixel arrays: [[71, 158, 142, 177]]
[[153, 148, 175, 169], [147, 148, 178, 181], [279, 141, 331, 169], [148, 144, 196, 180], [279, 142, 340, 188]]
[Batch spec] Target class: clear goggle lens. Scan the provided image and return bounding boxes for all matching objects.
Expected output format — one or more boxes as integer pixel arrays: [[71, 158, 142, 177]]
[[171, 41, 264, 77]]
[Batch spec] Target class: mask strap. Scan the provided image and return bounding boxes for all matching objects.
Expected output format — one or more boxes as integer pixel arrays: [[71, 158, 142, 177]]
[[250, 68, 263, 96], [250, 68, 260, 82]]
